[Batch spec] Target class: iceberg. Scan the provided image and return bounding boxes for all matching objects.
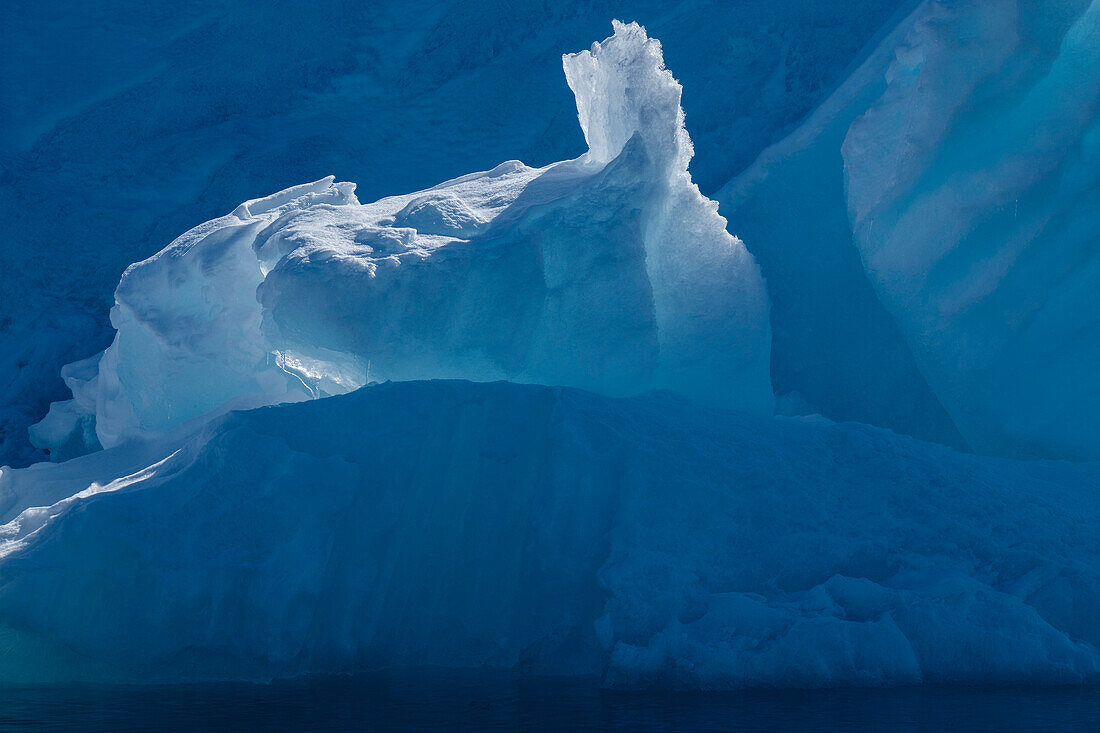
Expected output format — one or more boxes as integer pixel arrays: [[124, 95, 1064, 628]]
[[2, 15, 1097, 692], [31, 21, 772, 453], [842, 0, 1100, 460], [2, 380, 1099, 686]]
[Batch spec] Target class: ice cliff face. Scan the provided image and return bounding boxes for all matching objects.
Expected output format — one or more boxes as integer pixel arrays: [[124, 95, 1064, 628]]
[[2, 8, 1098, 692], [2, 381, 1099, 686], [842, 0, 1100, 460], [30, 22, 772, 453], [720, 0, 1100, 460]]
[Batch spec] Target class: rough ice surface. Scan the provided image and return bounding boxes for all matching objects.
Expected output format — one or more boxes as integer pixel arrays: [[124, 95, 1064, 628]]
[[1, 7, 1098, 691], [1, 0, 904, 466], [33, 21, 772, 452], [2, 380, 1099, 686], [719, 0, 1100, 460]]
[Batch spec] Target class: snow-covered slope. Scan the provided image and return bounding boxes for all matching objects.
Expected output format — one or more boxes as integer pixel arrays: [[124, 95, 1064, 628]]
[[0, 0, 905, 465], [2, 380, 1098, 686], [720, 0, 1100, 460], [32, 22, 773, 453]]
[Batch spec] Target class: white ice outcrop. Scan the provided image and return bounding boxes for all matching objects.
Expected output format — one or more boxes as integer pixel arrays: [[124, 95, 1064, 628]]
[[3, 18, 1099, 689], [2, 380, 1099, 685], [1, 0, 905, 468], [32, 21, 771, 454]]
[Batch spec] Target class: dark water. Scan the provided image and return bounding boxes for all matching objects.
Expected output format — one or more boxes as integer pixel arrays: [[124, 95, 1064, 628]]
[[1, 672, 1098, 732]]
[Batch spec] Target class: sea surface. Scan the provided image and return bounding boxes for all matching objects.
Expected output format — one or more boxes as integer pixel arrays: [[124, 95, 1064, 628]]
[[0, 672, 1097, 731]]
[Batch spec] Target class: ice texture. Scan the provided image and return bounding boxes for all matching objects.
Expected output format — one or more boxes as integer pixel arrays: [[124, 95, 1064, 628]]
[[719, 0, 1100, 460], [1, 0, 904, 466], [2, 9, 1098, 692], [842, 0, 1100, 460], [2, 380, 1099, 686], [32, 22, 772, 452]]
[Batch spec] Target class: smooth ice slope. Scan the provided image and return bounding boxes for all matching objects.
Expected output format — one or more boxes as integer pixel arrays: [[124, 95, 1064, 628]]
[[842, 0, 1100, 460], [33, 22, 772, 453], [720, 0, 1100, 460], [719, 5, 967, 450], [2, 380, 1099, 686]]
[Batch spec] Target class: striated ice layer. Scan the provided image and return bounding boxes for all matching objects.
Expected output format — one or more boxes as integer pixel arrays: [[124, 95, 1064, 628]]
[[1, 0, 906, 467], [719, 0, 1100, 461], [1, 380, 1098, 686], [32, 22, 771, 453], [841, 0, 1100, 460]]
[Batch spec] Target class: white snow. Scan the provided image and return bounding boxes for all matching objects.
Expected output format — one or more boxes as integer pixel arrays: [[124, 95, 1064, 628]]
[[32, 22, 772, 452]]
